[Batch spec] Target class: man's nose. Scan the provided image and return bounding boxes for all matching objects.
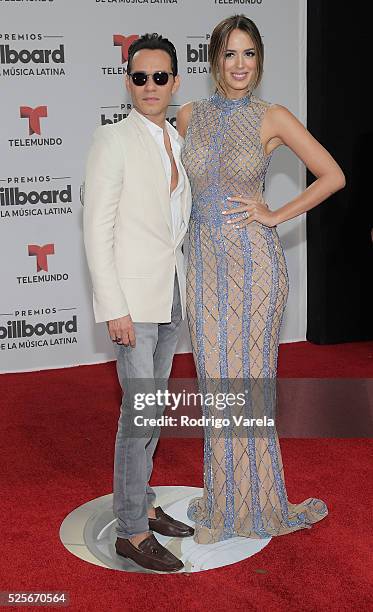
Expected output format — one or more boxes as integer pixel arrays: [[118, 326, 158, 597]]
[[144, 76, 156, 91]]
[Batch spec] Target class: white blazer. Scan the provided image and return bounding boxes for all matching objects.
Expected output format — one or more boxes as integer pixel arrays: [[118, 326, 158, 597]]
[[83, 109, 192, 323]]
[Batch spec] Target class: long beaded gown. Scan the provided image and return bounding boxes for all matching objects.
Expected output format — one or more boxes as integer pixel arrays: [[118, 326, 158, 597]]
[[181, 92, 328, 543]]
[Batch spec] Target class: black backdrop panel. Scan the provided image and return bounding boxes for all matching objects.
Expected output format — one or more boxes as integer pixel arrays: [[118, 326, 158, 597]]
[[306, 1, 373, 343]]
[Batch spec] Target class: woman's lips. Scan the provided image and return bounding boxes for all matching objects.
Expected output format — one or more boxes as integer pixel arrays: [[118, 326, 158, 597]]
[[231, 72, 248, 80]]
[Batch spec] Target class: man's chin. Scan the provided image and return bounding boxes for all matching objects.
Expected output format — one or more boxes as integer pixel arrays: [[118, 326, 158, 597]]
[[139, 105, 166, 116]]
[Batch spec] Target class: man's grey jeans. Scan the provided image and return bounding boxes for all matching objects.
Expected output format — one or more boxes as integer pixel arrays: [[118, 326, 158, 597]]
[[113, 274, 182, 539]]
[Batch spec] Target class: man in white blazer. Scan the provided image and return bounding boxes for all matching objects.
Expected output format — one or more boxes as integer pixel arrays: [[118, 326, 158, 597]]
[[83, 34, 192, 573]]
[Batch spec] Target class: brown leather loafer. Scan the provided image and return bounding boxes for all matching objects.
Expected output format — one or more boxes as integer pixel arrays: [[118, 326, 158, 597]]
[[148, 506, 194, 538], [115, 534, 184, 572]]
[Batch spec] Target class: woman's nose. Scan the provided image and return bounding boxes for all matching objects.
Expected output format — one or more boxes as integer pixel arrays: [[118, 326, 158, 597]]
[[235, 54, 244, 68]]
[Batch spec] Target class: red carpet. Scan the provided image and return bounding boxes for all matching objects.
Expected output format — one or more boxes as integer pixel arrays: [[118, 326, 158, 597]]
[[1, 341, 372, 611]]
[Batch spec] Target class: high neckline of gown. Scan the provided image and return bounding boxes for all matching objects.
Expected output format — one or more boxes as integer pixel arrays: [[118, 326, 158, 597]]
[[210, 91, 251, 111]]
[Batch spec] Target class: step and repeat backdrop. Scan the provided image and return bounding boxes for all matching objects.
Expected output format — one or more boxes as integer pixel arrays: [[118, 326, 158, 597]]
[[0, 0, 307, 372]]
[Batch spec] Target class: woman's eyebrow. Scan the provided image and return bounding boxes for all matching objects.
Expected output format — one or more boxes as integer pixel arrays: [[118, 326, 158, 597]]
[[225, 47, 255, 52]]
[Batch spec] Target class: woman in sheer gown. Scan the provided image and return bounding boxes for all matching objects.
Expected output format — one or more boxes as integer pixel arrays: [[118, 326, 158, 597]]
[[177, 15, 345, 543]]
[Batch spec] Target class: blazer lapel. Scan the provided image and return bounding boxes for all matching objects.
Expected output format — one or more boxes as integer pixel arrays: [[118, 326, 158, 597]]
[[128, 110, 172, 234]]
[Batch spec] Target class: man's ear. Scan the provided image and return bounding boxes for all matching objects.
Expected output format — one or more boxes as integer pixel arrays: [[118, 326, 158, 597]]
[[172, 74, 180, 95], [125, 75, 131, 94]]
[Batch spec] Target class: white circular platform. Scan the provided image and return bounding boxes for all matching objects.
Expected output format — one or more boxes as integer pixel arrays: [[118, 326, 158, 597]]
[[60, 486, 271, 573]]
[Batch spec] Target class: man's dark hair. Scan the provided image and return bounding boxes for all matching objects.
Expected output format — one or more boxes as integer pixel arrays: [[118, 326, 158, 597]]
[[127, 33, 178, 76]]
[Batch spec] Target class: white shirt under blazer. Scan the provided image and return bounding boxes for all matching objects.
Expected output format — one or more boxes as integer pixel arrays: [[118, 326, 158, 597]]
[[83, 109, 192, 324], [136, 110, 185, 241]]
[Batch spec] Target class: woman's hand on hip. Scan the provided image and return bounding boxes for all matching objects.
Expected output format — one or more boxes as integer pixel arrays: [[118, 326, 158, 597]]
[[222, 196, 278, 228]]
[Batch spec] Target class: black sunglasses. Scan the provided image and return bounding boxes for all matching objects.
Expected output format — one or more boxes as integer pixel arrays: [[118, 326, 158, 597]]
[[128, 71, 174, 86]]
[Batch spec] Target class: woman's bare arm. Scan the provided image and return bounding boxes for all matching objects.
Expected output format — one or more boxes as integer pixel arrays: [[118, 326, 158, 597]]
[[176, 102, 194, 138], [261, 104, 346, 225]]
